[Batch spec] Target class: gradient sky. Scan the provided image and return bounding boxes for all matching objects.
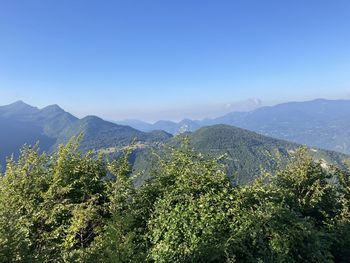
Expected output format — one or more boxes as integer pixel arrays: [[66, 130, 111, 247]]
[[0, 0, 350, 121]]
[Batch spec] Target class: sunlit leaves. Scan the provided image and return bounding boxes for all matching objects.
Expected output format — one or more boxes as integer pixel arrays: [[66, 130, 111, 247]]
[[0, 139, 350, 262]]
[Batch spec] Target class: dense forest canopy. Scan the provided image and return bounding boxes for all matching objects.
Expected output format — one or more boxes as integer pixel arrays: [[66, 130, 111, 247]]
[[0, 137, 350, 262]]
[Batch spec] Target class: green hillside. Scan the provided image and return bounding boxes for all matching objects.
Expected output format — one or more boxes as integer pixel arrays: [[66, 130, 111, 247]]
[[188, 125, 349, 183], [128, 125, 349, 185]]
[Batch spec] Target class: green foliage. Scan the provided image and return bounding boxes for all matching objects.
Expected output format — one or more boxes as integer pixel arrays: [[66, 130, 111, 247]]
[[0, 145, 47, 262], [0, 137, 124, 262], [1, 138, 350, 262], [331, 166, 350, 262], [41, 137, 109, 262], [92, 146, 144, 263], [147, 145, 233, 262]]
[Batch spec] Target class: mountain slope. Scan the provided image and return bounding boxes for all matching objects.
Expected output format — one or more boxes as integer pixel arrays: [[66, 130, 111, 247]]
[[0, 100, 40, 119], [186, 125, 348, 183], [0, 102, 172, 168], [55, 116, 172, 151], [33, 104, 79, 137], [129, 125, 349, 185], [0, 117, 55, 170]]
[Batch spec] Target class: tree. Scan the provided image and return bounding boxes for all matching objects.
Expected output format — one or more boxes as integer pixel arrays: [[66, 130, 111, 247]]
[[146, 145, 234, 262], [0, 145, 48, 262], [331, 166, 350, 262], [224, 149, 341, 262], [91, 146, 144, 263], [42, 137, 109, 262], [0, 137, 112, 262]]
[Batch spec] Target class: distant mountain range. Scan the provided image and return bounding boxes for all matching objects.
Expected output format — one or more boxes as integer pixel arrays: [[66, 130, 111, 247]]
[[0, 101, 171, 169], [117, 99, 350, 154], [0, 99, 349, 184]]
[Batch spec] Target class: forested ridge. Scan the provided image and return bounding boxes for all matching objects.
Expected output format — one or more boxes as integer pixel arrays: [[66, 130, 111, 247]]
[[126, 125, 349, 187], [1, 137, 350, 262]]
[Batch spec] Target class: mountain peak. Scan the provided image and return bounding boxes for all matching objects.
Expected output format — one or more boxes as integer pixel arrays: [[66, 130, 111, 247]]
[[0, 100, 39, 116], [7, 100, 34, 109], [41, 104, 65, 113], [82, 115, 103, 121], [12, 100, 26, 105]]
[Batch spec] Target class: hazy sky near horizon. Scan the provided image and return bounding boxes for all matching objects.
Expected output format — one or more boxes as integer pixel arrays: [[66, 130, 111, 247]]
[[0, 0, 350, 121]]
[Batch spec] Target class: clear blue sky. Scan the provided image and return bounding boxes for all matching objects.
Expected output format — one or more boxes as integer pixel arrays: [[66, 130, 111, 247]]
[[0, 0, 350, 121]]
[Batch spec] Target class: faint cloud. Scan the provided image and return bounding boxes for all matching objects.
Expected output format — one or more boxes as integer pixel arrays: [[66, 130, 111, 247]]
[[223, 98, 263, 112]]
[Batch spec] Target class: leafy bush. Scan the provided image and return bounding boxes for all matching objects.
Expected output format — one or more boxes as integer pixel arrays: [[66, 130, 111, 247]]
[[0, 139, 350, 262]]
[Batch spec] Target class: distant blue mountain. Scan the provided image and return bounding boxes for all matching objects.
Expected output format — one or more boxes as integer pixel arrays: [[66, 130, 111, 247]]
[[118, 99, 350, 154], [0, 101, 171, 169]]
